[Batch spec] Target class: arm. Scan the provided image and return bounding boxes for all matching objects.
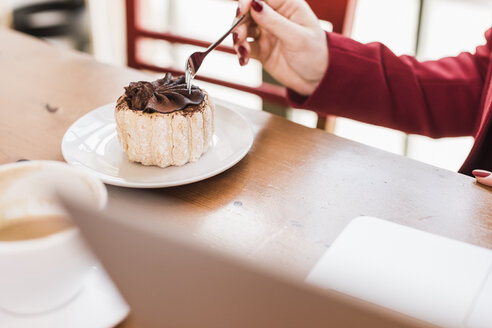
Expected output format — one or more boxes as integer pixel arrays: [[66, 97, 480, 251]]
[[289, 30, 491, 138]]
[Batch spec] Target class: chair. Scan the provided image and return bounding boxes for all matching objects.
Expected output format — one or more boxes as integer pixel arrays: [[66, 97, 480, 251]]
[[124, 0, 356, 130], [12, 0, 88, 51]]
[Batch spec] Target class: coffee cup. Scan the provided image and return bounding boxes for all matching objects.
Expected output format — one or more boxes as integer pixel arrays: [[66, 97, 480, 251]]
[[0, 160, 107, 314]]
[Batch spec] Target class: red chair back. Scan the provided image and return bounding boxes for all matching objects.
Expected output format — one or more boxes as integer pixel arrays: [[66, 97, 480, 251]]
[[125, 0, 356, 106], [308, 0, 356, 35]]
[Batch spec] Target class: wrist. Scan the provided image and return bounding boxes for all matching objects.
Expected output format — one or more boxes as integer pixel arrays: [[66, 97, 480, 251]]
[[296, 31, 329, 96]]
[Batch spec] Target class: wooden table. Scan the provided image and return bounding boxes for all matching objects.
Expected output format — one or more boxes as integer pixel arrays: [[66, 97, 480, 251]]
[[1, 28, 492, 327]]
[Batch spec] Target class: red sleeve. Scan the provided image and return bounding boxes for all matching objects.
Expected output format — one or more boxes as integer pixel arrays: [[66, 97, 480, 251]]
[[288, 28, 492, 138]]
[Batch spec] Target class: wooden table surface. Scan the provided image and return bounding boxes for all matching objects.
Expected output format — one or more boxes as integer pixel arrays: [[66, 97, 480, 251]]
[[1, 28, 492, 327]]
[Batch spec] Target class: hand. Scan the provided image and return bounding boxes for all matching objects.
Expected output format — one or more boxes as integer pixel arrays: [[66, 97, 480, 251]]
[[234, 0, 328, 96], [472, 169, 492, 187]]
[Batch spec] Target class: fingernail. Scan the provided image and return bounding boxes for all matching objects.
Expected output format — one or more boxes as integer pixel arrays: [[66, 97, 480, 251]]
[[251, 0, 263, 12], [238, 45, 247, 58], [236, 6, 241, 17], [239, 57, 246, 66], [233, 32, 238, 44], [472, 169, 491, 178]]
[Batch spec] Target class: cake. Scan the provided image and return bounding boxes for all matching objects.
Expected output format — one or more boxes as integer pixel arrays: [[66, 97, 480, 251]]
[[115, 73, 214, 168]]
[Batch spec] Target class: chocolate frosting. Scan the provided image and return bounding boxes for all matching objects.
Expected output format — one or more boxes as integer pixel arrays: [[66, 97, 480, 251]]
[[124, 73, 204, 113]]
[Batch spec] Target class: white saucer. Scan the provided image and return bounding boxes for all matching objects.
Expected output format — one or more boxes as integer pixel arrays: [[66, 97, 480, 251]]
[[61, 102, 254, 188], [0, 266, 129, 328]]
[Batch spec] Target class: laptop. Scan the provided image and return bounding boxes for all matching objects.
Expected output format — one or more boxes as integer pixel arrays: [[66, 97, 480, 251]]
[[63, 199, 430, 328], [307, 216, 492, 328]]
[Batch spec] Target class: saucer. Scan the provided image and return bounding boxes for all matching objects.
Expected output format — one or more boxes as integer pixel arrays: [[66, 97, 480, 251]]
[[61, 102, 254, 188], [0, 266, 129, 328]]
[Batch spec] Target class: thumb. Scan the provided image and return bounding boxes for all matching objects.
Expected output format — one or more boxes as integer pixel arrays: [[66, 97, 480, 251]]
[[249, 1, 306, 44], [472, 169, 492, 187]]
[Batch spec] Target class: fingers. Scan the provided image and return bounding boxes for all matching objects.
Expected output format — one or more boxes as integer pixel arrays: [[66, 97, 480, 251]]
[[239, 42, 251, 66], [248, 39, 261, 60], [233, 22, 258, 47], [244, 0, 320, 27], [234, 37, 262, 66], [238, 0, 293, 14], [233, 0, 319, 67], [237, 1, 306, 43], [237, 0, 253, 16], [249, 1, 305, 44], [233, 24, 246, 46], [472, 169, 492, 187], [233, 11, 260, 66], [232, 24, 249, 66]]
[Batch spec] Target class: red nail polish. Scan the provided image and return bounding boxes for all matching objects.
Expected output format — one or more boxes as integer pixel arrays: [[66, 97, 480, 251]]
[[238, 45, 247, 58], [236, 7, 241, 17], [472, 170, 491, 178], [233, 32, 238, 44], [239, 57, 246, 66], [251, 0, 263, 12]]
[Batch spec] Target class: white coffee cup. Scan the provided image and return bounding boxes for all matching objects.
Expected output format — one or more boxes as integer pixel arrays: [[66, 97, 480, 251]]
[[0, 160, 107, 315]]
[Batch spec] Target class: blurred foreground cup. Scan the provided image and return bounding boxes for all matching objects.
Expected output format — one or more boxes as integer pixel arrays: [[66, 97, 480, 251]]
[[0, 160, 107, 314]]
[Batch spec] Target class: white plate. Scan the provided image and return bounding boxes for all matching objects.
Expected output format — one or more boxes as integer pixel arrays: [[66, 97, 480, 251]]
[[0, 266, 129, 328], [61, 102, 254, 188]]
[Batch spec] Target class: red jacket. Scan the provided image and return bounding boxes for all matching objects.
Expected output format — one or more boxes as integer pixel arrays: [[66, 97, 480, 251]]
[[288, 28, 492, 176]]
